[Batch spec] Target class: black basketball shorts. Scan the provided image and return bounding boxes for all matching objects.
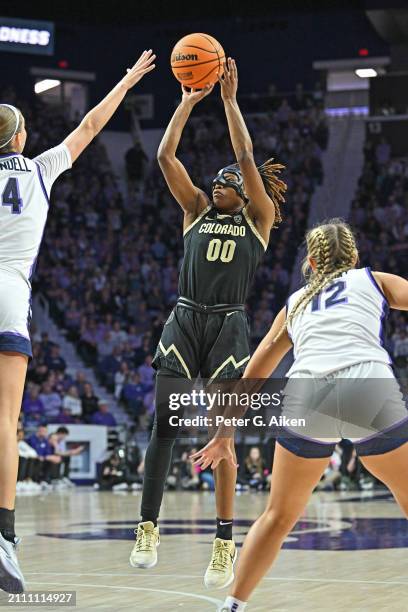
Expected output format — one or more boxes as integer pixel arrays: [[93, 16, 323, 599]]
[[152, 302, 251, 382]]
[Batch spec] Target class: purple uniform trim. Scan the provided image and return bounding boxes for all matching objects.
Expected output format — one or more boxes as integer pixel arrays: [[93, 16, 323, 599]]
[[365, 267, 392, 354], [277, 434, 335, 459], [365, 267, 390, 351], [28, 258, 37, 282], [0, 152, 21, 158], [355, 416, 408, 457], [285, 297, 292, 339], [357, 414, 408, 444], [365, 267, 388, 302], [0, 332, 32, 358], [35, 162, 49, 205], [26, 290, 32, 330], [379, 298, 389, 349]]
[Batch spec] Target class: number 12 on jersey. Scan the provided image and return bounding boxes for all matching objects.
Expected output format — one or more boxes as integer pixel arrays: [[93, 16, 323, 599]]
[[311, 280, 348, 311], [2, 177, 23, 214]]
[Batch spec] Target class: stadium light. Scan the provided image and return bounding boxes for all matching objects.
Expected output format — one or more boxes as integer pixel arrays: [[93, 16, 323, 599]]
[[34, 79, 61, 94], [355, 68, 377, 78]]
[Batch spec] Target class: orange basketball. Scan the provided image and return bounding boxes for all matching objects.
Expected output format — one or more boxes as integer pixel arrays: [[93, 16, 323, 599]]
[[170, 33, 225, 89]]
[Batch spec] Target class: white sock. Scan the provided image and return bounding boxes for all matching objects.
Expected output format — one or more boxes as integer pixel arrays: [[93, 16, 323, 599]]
[[223, 596, 247, 611]]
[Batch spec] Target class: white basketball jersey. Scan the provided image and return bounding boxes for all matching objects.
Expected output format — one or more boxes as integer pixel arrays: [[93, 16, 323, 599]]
[[286, 267, 391, 376], [0, 144, 71, 285]]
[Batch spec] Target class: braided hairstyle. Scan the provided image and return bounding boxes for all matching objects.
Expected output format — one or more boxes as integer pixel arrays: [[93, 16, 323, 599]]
[[274, 218, 358, 341], [257, 158, 287, 227]]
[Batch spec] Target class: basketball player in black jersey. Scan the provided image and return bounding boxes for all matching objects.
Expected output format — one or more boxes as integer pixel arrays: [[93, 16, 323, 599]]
[[129, 58, 287, 589]]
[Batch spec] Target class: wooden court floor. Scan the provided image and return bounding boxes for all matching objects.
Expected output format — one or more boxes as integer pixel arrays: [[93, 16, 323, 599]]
[[3, 488, 408, 611]]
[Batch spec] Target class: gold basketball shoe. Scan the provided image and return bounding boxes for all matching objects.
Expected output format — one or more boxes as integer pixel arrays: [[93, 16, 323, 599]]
[[129, 521, 160, 569]]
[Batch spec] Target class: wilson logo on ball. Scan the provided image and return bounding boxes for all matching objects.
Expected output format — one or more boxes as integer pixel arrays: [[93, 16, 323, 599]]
[[172, 53, 198, 62]]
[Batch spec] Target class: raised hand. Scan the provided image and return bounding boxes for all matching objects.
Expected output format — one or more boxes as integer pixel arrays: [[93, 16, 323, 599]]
[[181, 83, 214, 108], [121, 50, 156, 90], [218, 57, 238, 102]]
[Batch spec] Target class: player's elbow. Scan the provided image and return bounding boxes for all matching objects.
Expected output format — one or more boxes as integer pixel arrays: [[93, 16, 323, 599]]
[[157, 150, 167, 164], [81, 116, 97, 139], [157, 147, 172, 162], [157, 150, 175, 169]]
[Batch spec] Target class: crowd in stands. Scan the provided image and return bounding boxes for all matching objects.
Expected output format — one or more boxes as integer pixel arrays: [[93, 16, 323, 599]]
[[350, 135, 408, 383], [23, 326, 119, 429], [16, 421, 82, 493]]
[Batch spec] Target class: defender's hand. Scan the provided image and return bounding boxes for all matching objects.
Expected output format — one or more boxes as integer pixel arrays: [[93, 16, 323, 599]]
[[122, 50, 156, 90], [218, 57, 238, 101]]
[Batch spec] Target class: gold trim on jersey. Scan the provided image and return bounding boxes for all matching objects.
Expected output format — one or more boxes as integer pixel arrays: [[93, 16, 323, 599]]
[[242, 207, 267, 251], [159, 341, 192, 379], [183, 205, 212, 237], [209, 354, 250, 383]]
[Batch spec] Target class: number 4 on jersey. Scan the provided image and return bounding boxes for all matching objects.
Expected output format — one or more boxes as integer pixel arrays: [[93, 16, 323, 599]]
[[2, 177, 23, 214]]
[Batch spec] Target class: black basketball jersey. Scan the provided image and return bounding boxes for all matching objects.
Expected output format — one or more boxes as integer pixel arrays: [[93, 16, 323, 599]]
[[178, 204, 266, 305]]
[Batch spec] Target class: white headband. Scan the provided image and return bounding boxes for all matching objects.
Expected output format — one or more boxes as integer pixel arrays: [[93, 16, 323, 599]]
[[0, 104, 20, 149]]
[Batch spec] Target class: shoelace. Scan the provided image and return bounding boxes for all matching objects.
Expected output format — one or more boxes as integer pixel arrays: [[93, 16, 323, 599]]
[[210, 542, 231, 571], [135, 528, 155, 552]]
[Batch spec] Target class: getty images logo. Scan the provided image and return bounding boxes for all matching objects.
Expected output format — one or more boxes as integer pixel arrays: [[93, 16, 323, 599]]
[[172, 52, 198, 62]]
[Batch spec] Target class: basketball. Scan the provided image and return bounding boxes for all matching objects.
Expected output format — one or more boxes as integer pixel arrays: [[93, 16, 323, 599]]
[[170, 33, 225, 89]]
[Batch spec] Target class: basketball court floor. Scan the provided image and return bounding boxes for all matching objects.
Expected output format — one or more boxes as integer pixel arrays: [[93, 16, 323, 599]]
[[5, 488, 408, 611]]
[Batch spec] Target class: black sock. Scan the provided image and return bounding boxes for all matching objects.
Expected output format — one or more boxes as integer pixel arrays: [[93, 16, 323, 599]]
[[0, 508, 15, 541], [141, 517, 158, 527], [216, 517, 233, 540], [1, 530, 16, 543]]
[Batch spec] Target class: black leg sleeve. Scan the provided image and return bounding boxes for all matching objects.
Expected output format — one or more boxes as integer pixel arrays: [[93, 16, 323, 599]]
[[140, 369, 191, 523], [62, 456, 70, 478], [17, 457, 27, 481]]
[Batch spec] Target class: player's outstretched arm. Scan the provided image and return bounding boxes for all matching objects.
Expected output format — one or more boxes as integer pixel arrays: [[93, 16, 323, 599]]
[[64, 50, 156, 163], [372, 272, 408, 311], [220, 58, 275, 234], [157, 84, 213, 221]]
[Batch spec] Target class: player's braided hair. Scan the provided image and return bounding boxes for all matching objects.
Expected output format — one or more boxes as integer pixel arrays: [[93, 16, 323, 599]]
[[274, 219, 358, 341], [0, 105, 23, 152], [257, 158, 287, 227]]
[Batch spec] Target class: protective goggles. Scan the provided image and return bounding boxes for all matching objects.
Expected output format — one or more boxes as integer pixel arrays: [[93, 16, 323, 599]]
[[212, 164, 247, 202]]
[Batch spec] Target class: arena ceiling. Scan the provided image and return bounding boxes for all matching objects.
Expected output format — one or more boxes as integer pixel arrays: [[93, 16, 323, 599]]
[[0, 0, 406, 26]]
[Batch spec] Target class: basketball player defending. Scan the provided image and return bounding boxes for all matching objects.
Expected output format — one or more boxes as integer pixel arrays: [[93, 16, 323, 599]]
[[130, 58, 286, 589], [0, 50, 155, 593], [192, 219, 408, 611]]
